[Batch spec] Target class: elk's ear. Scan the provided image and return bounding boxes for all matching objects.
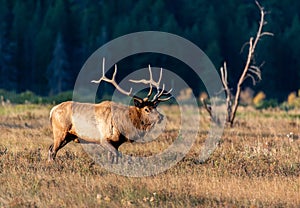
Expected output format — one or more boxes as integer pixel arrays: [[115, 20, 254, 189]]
[[153, 100, 160, 108], [133, 96, 144, 108]]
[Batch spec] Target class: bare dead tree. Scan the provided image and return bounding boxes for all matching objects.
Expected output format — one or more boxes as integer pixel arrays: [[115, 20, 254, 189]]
[[202, 1, 273, 127]]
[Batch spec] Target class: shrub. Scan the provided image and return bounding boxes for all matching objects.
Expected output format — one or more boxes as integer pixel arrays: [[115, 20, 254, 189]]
[[287, 92, 297, 105], [255, 99, 278, 109], [177, 88, 195, 105], [240, 87, 254, 105], [253, 91, 266, 106], [17, 91, 43, 104], [0, 89, 73, 104], [47, 91, 73, 104], [281, 90, 300, 110], [0, 90, 44, 104]]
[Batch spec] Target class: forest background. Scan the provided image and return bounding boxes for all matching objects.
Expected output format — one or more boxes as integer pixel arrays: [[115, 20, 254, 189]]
[[0, 0, 299, 102]]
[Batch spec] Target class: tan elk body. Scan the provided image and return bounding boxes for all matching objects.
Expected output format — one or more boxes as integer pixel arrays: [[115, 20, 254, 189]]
[[48, 59, 171, 161]]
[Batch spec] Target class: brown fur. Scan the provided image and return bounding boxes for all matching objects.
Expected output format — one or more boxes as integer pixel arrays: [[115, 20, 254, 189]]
[[48, 99, 163, 161]]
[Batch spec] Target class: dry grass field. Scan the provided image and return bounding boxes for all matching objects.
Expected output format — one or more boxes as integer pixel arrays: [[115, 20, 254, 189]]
[[0, 104, 299, 207]]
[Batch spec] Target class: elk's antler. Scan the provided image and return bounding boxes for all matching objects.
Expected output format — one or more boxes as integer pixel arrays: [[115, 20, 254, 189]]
[[129, 65, 173, 102], [91, 58, 133, 96], [92, 58, 172, 102]]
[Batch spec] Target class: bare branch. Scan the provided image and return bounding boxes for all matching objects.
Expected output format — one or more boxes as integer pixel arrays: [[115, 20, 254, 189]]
[[249, 66, 262, 80], [252, 1, 274, 52], [244, 74, 257, 85], [219, 62, 232, 123], [228, 1, 272, 126], [260, 32, 274, 37], [220, 62, 228, 87], [240, 41, 251, 54]]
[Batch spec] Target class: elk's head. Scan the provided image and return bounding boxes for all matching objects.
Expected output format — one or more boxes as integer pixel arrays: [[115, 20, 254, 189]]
[[133, 96, 163, 131], [92, 58, 172, 131]]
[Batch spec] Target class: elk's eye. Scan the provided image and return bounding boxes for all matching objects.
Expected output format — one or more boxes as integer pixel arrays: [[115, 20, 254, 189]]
[[145, 108, 150, 113]]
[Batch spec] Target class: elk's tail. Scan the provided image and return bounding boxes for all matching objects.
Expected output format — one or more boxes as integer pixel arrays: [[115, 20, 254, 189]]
[[49, 105, 58, 128]]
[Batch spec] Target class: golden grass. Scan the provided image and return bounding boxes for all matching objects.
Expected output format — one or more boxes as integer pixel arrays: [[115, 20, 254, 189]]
[[0, 104, 299, 207]]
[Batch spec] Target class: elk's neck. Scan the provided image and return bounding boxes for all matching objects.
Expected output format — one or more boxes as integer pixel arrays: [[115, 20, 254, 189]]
[[129, 106, 146, 130]]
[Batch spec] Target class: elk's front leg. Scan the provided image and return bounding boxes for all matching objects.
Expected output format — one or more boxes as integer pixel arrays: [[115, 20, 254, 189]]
[[101, 139, 120, 164]]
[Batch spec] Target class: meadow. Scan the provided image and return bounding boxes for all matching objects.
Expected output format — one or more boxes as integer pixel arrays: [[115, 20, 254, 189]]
[[0, 104, 299, 207]]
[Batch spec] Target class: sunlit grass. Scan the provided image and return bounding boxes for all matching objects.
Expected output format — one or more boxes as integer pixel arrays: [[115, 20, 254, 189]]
[[0, 104, 299, 207], [0, 104, 51, 116]]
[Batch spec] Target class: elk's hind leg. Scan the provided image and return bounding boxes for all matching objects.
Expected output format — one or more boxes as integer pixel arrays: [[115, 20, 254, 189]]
[[48, 130, 67, 162], [48, 131, 77, 161], [48, 144, 54, 161]]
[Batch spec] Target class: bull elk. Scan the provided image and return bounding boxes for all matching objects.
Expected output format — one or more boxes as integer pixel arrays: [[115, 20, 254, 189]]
[[48, 58, 172, 162]]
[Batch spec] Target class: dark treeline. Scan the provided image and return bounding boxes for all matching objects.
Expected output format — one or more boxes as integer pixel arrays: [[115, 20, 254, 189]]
[[0, 0, 299, 101]]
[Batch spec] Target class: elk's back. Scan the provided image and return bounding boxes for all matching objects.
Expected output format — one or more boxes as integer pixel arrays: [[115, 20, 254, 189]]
[[50, 101, 114, 143]]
